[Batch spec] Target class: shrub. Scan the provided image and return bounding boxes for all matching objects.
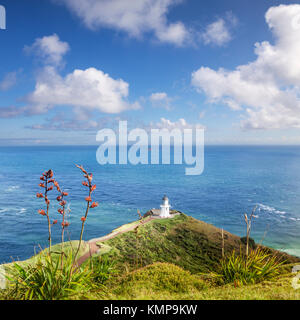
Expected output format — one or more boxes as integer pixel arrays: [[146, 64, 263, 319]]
[[240, 236, 256, 249], [113, 262, 206, 296], [6, 253, 92, 300], [218, 248, 284, 286], [91, 256, 116, 284]]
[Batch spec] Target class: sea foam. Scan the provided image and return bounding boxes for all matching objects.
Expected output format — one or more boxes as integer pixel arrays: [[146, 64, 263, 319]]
[[257, 203, 286, 215]]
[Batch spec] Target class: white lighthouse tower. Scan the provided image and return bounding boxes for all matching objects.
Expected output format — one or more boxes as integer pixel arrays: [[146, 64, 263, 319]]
[[160, 195, 171, 218]]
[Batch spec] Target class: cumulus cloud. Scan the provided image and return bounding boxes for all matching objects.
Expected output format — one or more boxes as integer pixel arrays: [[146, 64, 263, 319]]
[[26, 66, 140, 114], [53, 0, 190, 46], [202, 19, 231, 46], [150, 117, 205, 130], [201, 13, 237, 46], [150, 92, 171, 110], [192, 4, 300, 129], [0, 72, 17, 91], [0, 34, 139, 118], [24, 34, 70, 66]]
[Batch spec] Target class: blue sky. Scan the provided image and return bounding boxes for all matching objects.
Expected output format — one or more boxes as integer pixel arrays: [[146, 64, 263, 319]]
[[1, 0, 300, 145]]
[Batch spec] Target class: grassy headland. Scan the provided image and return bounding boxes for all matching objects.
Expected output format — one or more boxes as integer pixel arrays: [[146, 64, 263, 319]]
[[1, 213, 300, 300], [90, 213, 299, 273]]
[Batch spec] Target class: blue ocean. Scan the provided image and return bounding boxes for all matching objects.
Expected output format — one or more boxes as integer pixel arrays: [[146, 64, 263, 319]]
[[1, 145, 300, 264]]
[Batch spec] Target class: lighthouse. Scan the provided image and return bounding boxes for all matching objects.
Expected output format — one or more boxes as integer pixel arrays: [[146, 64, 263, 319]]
[[160, 195, 171, 218]]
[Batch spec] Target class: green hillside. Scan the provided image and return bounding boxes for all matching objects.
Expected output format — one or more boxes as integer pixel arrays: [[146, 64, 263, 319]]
[[1, 212, 300, 300], [90, 213, 299, 274], [105, 262, 300, 300]]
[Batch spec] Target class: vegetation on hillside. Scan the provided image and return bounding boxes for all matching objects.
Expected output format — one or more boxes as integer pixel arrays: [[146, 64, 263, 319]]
[[1, 213, 298, 300], [217, 248, 284, 286], [90, 213, 297, 274], [104, 262, 300, 300], [0, 166, 299, 300], [1, 165, 100, 300]]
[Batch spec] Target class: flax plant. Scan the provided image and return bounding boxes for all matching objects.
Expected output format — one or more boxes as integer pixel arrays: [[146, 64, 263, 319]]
[[219, 247, 284, 285], [36, 169, 58, 255], [244, 206, 257, 258], [74, 164, 98, 262]]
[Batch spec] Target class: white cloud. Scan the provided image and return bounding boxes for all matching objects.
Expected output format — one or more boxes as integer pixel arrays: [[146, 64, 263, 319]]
[[150, 92, 168, 101], [24, 34, 70, 66], [155, 21, 188, 45], [0, 106, 26, 118], [192, 4, 300, 129], [150, 92, 172, 110], [201, 13, 237, 46], [150, 117, 204, 130], [1, 34, 138, 118], [0, 72, 17, 91], [26, 66, 140, 114], [0, 34, 138, 118], [54, 0, 190, 46], [202, 18, 231, 46]]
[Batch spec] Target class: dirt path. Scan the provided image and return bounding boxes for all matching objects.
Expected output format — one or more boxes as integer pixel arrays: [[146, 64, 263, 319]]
[[76, 216, 155, 266]]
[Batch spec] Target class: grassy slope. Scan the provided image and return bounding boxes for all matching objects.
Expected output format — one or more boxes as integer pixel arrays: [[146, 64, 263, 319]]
[[92, 213, 300, 300], [93, 213, 299, 274], [105, 262, 300, 300], [2, 213, 300, 300], [2, 241, 89, 271]]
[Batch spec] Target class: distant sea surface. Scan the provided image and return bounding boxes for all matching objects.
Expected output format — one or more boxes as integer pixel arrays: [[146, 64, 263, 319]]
[[1, 145, 300, 263]]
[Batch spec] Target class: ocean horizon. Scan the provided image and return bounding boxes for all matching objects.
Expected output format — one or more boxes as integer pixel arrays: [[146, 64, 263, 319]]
[[1, 145, 300, 264]]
